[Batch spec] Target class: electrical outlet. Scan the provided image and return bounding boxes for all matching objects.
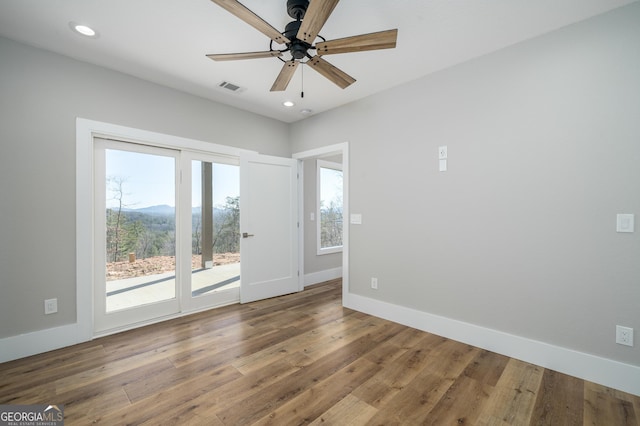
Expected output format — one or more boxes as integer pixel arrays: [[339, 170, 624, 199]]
[[44, 298, 58, 315], [371, 277, 378, 290], [616, 325, 634, 347]]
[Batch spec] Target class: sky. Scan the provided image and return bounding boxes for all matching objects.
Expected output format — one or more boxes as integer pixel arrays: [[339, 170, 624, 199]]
[[105, 149, 342, 210], [192, 161, 240, 208], [320, 166, 343, 207], [105, 149, 239, 209]]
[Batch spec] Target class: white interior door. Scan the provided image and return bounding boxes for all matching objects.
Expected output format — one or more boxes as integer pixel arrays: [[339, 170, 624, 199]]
[[240, 153, 299, 303]]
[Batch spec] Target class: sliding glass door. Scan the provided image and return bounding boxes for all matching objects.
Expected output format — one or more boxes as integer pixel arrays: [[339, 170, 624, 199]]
[[94, 139, 180, 333], [93, 140, 241, 333]]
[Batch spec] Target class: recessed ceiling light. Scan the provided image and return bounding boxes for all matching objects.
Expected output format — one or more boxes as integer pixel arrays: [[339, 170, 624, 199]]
[[283, 101, 295, 107], [69, 22, 98, 38], [300, 109, 313, 115]]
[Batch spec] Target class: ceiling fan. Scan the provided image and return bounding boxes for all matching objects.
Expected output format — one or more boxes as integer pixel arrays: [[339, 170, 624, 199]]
[[207, 0, 398, 92]]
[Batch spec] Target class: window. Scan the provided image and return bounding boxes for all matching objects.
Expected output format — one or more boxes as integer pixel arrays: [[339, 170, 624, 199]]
[[317, 160, 343, 255]]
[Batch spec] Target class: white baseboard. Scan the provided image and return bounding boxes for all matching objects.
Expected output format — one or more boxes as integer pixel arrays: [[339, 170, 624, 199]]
[[304, 267, 342, 287], [0, 323, 90, 363], [0, 296, 241, 363], [344, 292, 640, 397], [5, 285, 637, 397]]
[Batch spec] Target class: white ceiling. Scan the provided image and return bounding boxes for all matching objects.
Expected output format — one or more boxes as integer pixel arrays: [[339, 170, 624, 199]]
[[0, 0, 635, 123]]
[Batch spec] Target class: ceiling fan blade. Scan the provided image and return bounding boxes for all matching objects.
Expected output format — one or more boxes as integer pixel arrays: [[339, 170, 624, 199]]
[[211, 0, 290, 44], [207, 51, 282, 61], [307, 56, 355, 89], [271, 61, 299, 91], [296, 0, 340, 44], [316, 29, 398, 55]]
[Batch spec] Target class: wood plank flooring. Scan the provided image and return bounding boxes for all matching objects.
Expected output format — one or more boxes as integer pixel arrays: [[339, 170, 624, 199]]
[[1, 279, 639, 425]]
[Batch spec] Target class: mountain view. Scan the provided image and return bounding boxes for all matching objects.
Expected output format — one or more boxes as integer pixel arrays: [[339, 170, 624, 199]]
[[106, 196, 240, 280]]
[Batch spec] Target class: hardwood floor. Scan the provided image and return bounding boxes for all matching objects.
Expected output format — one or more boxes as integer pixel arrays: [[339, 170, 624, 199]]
[[1, 279, 638, 425]]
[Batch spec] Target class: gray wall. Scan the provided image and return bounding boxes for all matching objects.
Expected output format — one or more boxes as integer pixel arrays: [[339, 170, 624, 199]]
[[0, 36, 289, 338], [303, 158, 342, 275], [291, 4, 640, 366]]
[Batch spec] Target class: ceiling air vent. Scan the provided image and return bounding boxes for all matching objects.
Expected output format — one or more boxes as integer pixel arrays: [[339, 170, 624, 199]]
[[218, 81, 245, 93]]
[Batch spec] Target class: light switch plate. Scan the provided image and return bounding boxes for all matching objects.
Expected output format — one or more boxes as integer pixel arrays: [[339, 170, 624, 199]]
[[44, 298, 58, 315], [439, 159, 447, 172], [438, 146, 448, 159], [350, 214, 362, 225], [616, 214, 634, 233]]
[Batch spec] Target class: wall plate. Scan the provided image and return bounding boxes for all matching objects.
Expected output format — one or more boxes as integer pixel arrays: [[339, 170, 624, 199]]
[[616, 214, 634, 233], [438, 146, 448, 159]]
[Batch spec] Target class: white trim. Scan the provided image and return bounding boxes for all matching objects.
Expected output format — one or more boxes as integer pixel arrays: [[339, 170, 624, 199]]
[[292, 143, 347, 160], [0, 288, 240, 363], [0, 323, 84, 362], [78, 118, 254, 157], [344, 292, 640, 397], [295, 159, 305, 290], [304, 267, 343, 287]]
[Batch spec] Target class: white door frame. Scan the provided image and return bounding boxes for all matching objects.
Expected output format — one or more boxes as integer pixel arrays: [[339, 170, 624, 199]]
[[292, 142, 349, 301]]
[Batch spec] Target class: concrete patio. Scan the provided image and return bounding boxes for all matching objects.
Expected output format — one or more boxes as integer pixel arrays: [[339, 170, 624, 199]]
[[106, 262, 240, 311]]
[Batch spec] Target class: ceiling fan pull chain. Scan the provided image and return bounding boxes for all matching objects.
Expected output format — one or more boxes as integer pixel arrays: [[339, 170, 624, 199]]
[[301, 62, 304, 98]]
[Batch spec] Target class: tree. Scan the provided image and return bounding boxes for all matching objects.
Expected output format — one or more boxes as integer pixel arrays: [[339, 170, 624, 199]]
[[137, 227, 155, 259], [192, 214, 202, 255], [320, 199, 343, 248], [213, 196, 240, 253], [106, 176, 130, 262], [122, 220, 144, 258]]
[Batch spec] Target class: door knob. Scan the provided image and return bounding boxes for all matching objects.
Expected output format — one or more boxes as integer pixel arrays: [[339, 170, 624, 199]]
[[242, 232, 255, 238]]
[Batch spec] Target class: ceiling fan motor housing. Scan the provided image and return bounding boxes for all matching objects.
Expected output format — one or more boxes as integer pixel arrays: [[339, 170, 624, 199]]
[[287, 0, 309, 20], [284, 20, 311, 59]]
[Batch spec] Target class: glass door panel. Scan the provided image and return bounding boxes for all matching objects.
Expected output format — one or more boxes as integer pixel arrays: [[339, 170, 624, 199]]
[[190, 160, 240, 298], [105, 149, 177, 311], [94, 139, 180, 333]]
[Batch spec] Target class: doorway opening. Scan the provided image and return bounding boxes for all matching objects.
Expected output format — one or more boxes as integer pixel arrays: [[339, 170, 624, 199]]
[[293, 143, 349, 298]]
